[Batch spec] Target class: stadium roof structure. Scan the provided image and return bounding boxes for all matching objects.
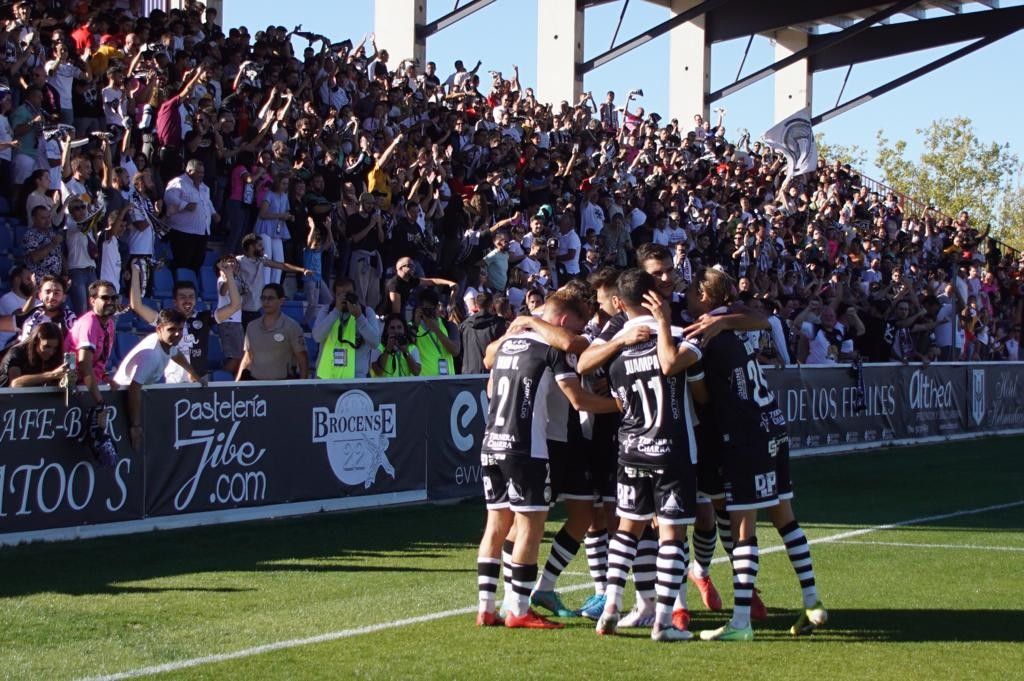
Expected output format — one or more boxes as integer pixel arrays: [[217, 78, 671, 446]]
[[369, 0, 1024, 124]]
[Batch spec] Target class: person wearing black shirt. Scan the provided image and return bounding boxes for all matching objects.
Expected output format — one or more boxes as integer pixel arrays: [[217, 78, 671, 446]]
[[593, 269, 702, 642], [672, 267, 826, 642], [0, 321, 66, 387], [384, 256, 458, 319], [474, 288, 615, 630], [347, 192, 385, 308]]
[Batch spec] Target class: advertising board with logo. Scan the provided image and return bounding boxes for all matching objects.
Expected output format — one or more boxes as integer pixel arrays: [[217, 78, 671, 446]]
[[143, 383, 428, 517], [0, 390, 141, 534]]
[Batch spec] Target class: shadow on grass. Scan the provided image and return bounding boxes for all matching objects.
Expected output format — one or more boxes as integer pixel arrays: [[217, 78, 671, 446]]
[[557, 609, 1024, 643], [0, 501, 484, 599]]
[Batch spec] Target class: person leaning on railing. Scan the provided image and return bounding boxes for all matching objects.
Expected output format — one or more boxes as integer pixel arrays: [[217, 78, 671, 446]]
[[0, 321, 67, 387]]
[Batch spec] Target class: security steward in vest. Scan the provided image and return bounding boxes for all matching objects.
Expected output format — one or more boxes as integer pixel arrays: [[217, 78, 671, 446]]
[[412, 288, 461, 376], [312, 277, 383, 379]]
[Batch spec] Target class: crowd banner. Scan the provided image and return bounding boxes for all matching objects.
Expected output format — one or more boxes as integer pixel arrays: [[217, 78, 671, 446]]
[[0, 390, 142, 534], [143, 381, 430, 518], [423, 377, 489, 501], [1, 363, 1022, 543]]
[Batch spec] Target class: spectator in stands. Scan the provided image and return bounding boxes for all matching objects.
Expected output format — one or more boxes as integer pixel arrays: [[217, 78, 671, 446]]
[[0, 320, 66, 388], [128, 262, 240, 383], [237, 283, 308, 381], [799, 305, 857, 365], [235, 233, 313, 328], [165, 158, 218, 277], [2, 274, 75, 346], [10, 84, 46, 185], [411, 288, 460, 376], [311, 277, 382, 379], [459, 291, 506, 375], [114, 308, 205, 451], [0, 265, 33, 347], [384, 256, 458, 320], [370, 313, 421, 377], [253, 172, 293, 285], [68, 279, 118, 410], [63, 198, 97, 314], [22, 204, 63, 279]]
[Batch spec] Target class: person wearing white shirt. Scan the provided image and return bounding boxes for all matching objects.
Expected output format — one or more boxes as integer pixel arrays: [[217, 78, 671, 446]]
[[45, 42, 85, 124], [114, 308, 204, 451], [164, 159, 218, 275], [555, 213, 581, 278], [0, 265, 32, 348], [580, 188, 606, 236]]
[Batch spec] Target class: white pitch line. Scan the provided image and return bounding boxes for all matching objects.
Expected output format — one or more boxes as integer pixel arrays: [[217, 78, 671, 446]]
[[76, 499, 1024, 681], [833, 540, 1024, 552]]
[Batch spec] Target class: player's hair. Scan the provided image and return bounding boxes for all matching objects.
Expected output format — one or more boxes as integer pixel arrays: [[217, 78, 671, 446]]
[[156, 308, 187, 327], [587, 266, 620, 293], [636, 242, 671, 265], [545, 286, 592, 322], [694, 267, 734, 308], [557, 279, 596, 319], [616, 268, 658, 307]]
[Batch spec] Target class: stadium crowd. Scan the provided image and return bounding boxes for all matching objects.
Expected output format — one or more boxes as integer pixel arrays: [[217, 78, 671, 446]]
[[0, 0, 1022, 392]]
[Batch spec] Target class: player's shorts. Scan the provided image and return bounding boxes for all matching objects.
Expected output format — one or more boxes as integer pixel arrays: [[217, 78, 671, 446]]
[[548, 438, 593, 503], [589, 415, 618, 504], [481, 453, 552, 513], [615, 463, 696, 525], [720, 435, 787, 512], [695, 424, 725, 501]]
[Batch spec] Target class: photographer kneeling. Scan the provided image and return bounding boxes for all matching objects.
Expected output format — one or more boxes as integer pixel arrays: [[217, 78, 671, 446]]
[[370, 314, 421, 378], [312, 277, 382, 379]]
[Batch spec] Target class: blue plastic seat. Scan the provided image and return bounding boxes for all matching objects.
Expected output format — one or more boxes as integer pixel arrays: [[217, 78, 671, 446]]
[[281, 301, 305, 326], [152, 268, 174, 299], [206, 331, 223, 371], [0, 225, 12, 254], [199, 267, 218, 302]]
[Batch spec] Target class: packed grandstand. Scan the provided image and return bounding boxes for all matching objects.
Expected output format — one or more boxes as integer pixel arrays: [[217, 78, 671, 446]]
[[0, 0, 1021, 391]]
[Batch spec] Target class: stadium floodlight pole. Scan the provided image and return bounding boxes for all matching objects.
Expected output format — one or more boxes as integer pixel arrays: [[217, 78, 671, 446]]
[[707, 0, 920, 103]]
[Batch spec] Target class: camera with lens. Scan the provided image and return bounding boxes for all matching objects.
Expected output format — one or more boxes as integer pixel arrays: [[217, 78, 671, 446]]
[[546, 237, 560, 252], [343, 291, 359, 305], [392, 333, 409, 346]]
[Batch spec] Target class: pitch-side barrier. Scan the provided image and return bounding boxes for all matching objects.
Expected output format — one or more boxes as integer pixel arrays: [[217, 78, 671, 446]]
[[1, 362, 1021, 545]]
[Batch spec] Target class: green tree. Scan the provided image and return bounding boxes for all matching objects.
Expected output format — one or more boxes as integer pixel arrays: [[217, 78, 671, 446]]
[[814, 132, 867, 168], [874, 117, 1019, 228], [997, 184, 1024, 249]]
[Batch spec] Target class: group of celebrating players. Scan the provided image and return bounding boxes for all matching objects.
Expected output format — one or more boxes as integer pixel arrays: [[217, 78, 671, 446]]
[[474, 242, 827, 642]]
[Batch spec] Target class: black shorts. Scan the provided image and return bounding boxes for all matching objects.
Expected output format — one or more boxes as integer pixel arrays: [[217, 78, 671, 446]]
[[590, 415, 619, 504], [548, 439, 593, 503], [615, 463, 697, 525], [695, 424, 725, 501], [720, 435, 787, 512], [481, 453, 552, 513]]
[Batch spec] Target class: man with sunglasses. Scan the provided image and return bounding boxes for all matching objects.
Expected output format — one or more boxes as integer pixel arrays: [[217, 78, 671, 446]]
[[312, 277, 382, 379], [67, 280, 119, 411], [384, 255, 457, 320]]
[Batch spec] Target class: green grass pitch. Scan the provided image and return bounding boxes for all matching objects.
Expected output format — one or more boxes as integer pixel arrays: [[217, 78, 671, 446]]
[[1, 436, 1023, 680]]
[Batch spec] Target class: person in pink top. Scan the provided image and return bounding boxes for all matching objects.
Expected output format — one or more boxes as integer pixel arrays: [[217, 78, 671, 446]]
[[67, 280, 118, 410]]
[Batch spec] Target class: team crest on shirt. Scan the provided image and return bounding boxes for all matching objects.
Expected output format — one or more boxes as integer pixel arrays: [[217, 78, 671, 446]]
[[312, 390, 397, 488], [502, 339, 532, 354]]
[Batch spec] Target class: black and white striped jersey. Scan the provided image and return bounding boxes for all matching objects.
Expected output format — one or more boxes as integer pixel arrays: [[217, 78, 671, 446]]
[[701, 310, 787, 446], [607, 316, 703, 469], [482, 331, 575, 460]]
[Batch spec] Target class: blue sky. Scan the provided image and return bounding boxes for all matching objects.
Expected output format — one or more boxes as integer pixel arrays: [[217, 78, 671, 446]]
[[225, 0, 1024, 182]]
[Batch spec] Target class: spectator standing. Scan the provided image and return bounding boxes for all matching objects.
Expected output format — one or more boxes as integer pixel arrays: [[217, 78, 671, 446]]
[[458, 292, 507, 374], [22, 205, 63, 280], [68, 280, 118, 409], [0, 265, 33, 348], [164, 158, 218, 276], [236, 283, 308, 381], [370, 313, 421, 377], [253, 173, 292, 285], [411, 288, 460, 376], [63, 198, 98, 314]]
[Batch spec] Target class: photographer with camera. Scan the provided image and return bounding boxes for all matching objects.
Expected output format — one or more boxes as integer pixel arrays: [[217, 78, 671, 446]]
[[412, 288, 460, 376], [370, 313, 421, 378], [312, 277, 382, 379]]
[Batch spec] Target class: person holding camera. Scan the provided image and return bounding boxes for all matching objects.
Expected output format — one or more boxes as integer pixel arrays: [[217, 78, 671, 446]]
[[312, 277, 382, 379], [412, 288, 460, 376], [370, 313, 421, 378]]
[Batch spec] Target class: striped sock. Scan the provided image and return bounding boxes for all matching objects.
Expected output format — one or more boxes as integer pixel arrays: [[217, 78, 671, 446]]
[[716, 508, 734, 556], [509, 563, 538, 617], [673, 536, 691, 611], [632, 526, 659, 609], [477, 557, 501, 614], [655, 539, 689, 628], [730, 538, 759, 630], [605, 531, 639, 614], [778, 521, 819, 608], [584, 529, 609, 595], [537, 528, 581, 592], [691, 525, 717, 578], [500, 539, 514, 610]]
